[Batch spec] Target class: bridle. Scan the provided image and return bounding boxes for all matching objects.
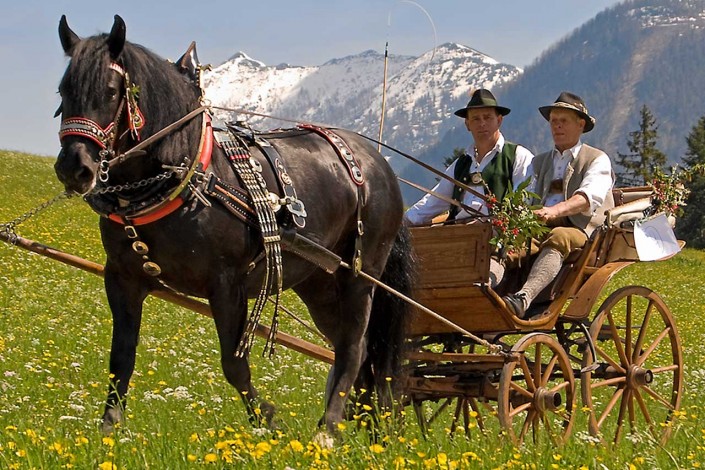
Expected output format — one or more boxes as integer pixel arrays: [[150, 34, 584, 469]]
[[58, 58, 213, 225], [58, 62, 146, 183]]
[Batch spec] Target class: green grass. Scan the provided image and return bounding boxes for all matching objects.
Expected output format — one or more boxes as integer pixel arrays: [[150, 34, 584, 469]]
[[1, 150, 705, 469]]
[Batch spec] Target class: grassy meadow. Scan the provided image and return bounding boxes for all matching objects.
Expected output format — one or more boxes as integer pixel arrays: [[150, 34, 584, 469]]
[[1, 149, 705, 469]]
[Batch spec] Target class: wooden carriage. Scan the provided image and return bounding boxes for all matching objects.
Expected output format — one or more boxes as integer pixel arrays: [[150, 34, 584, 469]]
[[402, 187, 683, 444]]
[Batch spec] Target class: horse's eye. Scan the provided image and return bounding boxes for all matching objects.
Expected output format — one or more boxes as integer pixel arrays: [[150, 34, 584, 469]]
[[106, 87, 119, 101]]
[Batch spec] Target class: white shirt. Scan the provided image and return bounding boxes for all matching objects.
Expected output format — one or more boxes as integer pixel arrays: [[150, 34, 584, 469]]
[[543, 140, 614, 214], [405, 134, 534, 225]]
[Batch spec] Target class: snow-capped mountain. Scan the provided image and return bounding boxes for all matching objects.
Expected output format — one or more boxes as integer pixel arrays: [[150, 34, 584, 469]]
[[203, 43, 521, 157]]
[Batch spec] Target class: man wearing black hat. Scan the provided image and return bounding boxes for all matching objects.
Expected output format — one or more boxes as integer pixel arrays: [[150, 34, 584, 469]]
[[406, 89, 534, 224], [405, 88, 534, 285], [503, 92, 614, 319]]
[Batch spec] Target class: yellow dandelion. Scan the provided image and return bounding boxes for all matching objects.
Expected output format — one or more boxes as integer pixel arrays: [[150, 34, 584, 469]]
[[370, 443, 384, 454], [204, 453, 218, 463], [289, 440, 304, 452], [98, 462, 116, 470], [189, 433, 200, 443], [102, 436, 115, 448], [337, 422, 347, 431]]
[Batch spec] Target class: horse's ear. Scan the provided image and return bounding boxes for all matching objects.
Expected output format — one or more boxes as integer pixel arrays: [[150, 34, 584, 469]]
[[107, 15, 126, 59], [176, 41, 200, 82], [58, 15, 80, 56]]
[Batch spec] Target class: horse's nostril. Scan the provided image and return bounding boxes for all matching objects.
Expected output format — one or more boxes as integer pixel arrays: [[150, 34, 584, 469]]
[[76, 166, 94, 184]]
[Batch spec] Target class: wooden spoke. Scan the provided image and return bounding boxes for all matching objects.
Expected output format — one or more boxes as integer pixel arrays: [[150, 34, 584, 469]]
[[635, 327, 671, 367], [633, 388, 654, 425], [518, 408, 534, 443], [606, 309, 629, 366], [597, 387, 624, 428], [534, 342, 542, 388], [549, 381, 570, 394], [428, 398, 452, 425], [613, 388, 631, 443], [625, 296, 633, 361], [631, 300, 654, 363], [541, 353, 560, 385], [594, 343, 626, 374], [509, 380, 533, 400], [651, 364, 680, 374], [518, 355, 536, 392], [509, 401, 533, 419], [590, 376, 626, 389], [640, 384, 677, 411]]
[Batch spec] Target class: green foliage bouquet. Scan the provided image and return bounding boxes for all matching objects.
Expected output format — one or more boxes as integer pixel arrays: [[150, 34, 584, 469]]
[[486, 179, 548, 257]]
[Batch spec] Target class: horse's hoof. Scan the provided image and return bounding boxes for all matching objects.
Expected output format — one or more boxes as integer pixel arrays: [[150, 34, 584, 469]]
[[313, 431, 335, 449], [101, 408, 123, 435]]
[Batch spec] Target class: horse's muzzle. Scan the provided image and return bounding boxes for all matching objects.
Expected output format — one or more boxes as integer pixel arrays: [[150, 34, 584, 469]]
[[54, 142, 98, 195]]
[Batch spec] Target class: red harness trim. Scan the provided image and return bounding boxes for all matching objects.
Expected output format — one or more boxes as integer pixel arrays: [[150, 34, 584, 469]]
[[108, 114, 213, 226]]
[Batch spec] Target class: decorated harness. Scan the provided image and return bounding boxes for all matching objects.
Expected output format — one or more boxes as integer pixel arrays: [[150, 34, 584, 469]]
[[57, 51, 368, 356]]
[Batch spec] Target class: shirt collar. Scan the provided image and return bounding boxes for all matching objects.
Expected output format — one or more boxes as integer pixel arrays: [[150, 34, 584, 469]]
[[553, 140, 582, 160], [468, 132, 505, 158]]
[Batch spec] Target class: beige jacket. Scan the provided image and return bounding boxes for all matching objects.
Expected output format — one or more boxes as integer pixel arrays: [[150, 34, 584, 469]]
[[533, 144, 614, 236]]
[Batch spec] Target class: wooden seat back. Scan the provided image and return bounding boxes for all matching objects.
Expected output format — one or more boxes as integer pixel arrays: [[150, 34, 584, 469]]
[[408, 222, 518, 335]]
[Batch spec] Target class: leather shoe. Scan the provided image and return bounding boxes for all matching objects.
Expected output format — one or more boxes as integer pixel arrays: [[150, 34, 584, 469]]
[[503, 293, 527, 319]]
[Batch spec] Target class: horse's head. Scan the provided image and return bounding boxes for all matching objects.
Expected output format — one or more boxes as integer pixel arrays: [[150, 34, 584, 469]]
[[54, 15, 133, 195]]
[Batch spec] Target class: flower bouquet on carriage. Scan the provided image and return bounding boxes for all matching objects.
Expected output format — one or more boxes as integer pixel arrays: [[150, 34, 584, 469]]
[[486, 178, 548, 259]]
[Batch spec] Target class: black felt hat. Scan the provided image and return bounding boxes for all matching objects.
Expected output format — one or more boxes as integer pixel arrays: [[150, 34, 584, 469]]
[[454, 89, 511, 118], [539, 91, 596, 133]]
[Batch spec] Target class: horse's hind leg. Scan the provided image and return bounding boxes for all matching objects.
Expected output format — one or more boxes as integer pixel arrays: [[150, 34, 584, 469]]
[[298, 272, 374, 435], [209, 285, 275, 427]]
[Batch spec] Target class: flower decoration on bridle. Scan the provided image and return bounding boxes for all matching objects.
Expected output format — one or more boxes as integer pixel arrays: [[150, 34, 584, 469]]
[[110, 62, 145, 141]]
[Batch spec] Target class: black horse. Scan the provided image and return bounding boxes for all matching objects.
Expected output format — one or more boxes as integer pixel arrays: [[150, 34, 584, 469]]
[[54, 15, 413, 435]]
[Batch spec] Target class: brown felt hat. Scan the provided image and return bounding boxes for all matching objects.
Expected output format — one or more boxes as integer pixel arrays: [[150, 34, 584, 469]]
[[539, 91, 596, 133], [454, 89, 511, 118]]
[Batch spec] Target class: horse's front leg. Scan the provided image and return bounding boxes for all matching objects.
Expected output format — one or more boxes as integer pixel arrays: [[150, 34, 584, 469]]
[[101, 267, 148, 434], [210, 284, 276, 427]]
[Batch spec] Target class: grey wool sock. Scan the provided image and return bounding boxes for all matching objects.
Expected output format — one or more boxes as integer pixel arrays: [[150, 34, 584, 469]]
[[516, 248, 564, 309], [489, 258, 505, 288]]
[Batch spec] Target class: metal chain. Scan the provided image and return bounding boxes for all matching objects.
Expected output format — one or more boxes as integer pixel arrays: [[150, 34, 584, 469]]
[[90, 170, 174, 195], [0, 192, 74, 243]]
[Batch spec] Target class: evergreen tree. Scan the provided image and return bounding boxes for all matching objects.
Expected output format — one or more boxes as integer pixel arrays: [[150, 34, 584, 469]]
[[443, 147, 467, 169], [676, 116, 705, 248], [615, 105, 667, 187]]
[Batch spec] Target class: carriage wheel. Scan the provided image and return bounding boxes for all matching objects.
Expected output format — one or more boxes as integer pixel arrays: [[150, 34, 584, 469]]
[[412, 395, 489, 437], [498, 333, 576, 445], [581, 286, 683, 444]]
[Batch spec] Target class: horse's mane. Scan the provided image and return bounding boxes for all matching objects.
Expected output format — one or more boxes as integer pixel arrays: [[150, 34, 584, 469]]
[[62, 34, 203, 166]]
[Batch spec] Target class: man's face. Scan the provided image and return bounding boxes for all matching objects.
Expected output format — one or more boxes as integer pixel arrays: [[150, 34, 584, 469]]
[[549, 108, 585, 151], [465, 108, 502, 144]]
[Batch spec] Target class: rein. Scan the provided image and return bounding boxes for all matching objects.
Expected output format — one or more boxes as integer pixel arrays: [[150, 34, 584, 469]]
[[210, 105, 490, 204]]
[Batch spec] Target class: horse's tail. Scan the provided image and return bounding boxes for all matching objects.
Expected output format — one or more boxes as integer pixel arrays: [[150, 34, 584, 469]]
[[366, 224, 416, 400]]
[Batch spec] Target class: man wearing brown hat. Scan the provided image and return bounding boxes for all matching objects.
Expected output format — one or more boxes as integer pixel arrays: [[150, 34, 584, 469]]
[[503, 92, 614, 318], [405, 88, 534, 221]]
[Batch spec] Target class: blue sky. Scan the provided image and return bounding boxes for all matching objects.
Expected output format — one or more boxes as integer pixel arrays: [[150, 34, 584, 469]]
[[1, 0, 619, 157]]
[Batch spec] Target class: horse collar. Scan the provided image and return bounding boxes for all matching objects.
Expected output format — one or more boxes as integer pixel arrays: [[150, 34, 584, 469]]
[[103, 113, 213, 226]]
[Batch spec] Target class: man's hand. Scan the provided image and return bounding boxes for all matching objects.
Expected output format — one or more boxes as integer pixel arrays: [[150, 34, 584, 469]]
[[534, 206, 558, 222], [534, 193, 590, 222]]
